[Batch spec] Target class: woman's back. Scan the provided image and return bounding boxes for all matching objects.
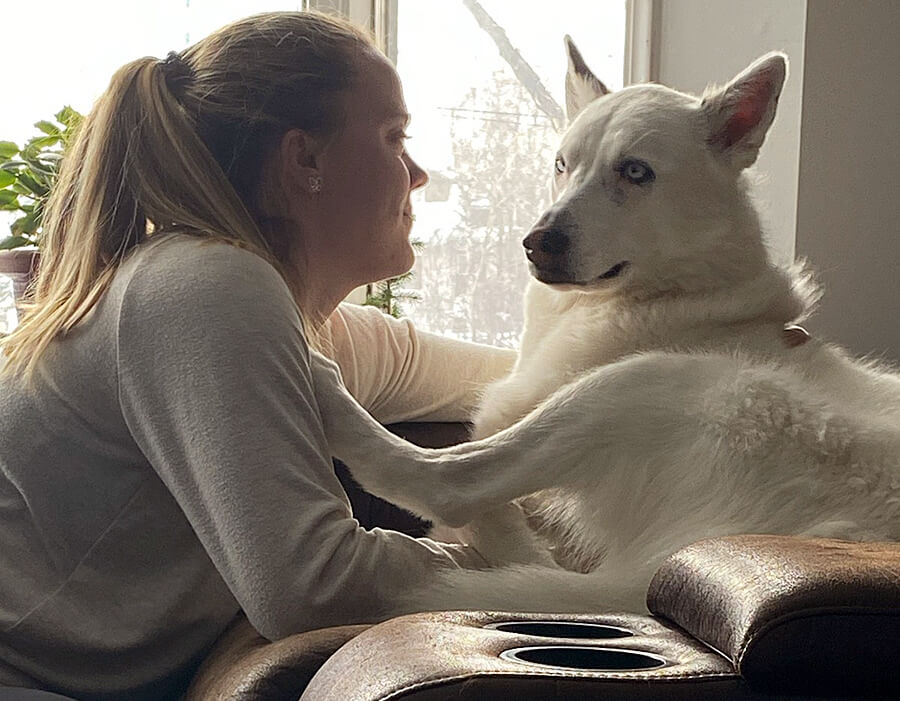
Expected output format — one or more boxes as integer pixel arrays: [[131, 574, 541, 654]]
[[0, 236, 253, 698]]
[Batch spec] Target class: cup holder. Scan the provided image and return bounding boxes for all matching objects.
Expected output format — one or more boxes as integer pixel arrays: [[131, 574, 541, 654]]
[[486, 620, 633, 639], [500, 645, 667, 672]]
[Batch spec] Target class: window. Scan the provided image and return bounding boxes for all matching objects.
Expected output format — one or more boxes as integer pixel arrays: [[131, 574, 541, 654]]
[[1, 0, 637, 345], [391, 1, 627, 346]]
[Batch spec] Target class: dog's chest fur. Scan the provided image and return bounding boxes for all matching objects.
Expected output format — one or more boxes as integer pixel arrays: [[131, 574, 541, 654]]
[[472, 269, 809, 441], [470, 270, 832, 570]]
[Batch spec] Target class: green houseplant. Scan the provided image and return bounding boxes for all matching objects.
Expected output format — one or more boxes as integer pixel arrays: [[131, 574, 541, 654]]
[[0, 106, 83, 250], [0, 107, 83, 300]]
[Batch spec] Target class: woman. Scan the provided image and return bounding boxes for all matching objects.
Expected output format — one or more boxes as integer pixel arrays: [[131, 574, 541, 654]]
[[0, 12, 514, 700]]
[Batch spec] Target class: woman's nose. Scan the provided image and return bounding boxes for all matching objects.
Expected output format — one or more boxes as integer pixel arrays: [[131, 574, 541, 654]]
[[404, 152, 429, 191]]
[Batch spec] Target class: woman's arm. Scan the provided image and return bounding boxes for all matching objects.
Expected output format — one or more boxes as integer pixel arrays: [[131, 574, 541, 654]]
[[116, 240, 486, 639], [319, 303, 516, 423]]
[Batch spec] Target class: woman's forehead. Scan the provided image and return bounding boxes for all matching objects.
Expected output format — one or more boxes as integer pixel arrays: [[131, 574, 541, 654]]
[[346, 54, 408, 122]]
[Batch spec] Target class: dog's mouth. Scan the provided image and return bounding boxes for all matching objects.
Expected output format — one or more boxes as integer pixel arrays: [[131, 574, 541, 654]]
[[532, 261, 630, 286], [592, 261, 629, 281]]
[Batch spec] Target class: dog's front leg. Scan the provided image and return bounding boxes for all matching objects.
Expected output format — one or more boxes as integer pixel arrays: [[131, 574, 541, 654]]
[[311, 350, 701, 528], [311, 351, 472, 523], [310, 350, 588, 525]]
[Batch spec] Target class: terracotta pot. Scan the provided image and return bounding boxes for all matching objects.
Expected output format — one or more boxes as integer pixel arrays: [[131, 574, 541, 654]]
[[0, 248, 40, 300]]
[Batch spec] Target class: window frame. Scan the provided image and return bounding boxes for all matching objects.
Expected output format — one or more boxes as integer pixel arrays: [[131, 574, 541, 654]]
[[307, 0, 657, 85]]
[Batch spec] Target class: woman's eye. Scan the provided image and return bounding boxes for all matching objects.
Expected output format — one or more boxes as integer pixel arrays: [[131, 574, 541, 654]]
[[392, 131, 410, 149], [619, 159, 655, 185], [554, 154, 566, 175]]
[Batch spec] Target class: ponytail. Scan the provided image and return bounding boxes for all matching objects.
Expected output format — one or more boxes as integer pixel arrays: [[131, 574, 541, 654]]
[[1, 11, 372, 377]]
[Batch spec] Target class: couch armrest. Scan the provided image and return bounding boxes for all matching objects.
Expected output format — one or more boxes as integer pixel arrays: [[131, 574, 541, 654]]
[[185, 616, 369, 701], [646, 535, 900, 697]]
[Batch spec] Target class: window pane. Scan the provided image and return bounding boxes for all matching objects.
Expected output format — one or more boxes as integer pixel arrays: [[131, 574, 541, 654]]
[[396, 0, 626, 346]]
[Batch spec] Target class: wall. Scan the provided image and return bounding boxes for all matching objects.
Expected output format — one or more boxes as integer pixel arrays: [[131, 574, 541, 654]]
[[795, 0, 900, 361], [655, 0, 807, 266], [655, 0, 899, 362]]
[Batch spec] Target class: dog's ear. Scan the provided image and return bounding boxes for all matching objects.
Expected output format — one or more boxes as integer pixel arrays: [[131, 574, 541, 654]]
[[702, 52, 787, 170], [565, 35, 610, 123]]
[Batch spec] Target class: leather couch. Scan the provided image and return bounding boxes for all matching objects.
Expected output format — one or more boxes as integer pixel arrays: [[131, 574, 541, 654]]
[[184, 423, 900, 701]]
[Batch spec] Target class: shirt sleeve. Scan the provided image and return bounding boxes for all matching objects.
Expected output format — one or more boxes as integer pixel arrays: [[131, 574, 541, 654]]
[[319, 303, 516, 423], [115, 240, 486, 640]]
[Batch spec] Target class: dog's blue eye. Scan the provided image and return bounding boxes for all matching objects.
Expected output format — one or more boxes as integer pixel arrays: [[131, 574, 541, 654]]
[[619, 159, 655, 185], [555, 154, 566, 175]]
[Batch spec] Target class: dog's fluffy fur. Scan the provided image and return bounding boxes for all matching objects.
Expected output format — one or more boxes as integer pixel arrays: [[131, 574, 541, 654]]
[[310, 43, 900, 616]]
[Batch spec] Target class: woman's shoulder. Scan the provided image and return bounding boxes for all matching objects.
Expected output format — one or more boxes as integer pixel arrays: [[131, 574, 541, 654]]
[[130, 234, 281, 285], [115, 234, 299, 329], [120, 234, 287, 299]]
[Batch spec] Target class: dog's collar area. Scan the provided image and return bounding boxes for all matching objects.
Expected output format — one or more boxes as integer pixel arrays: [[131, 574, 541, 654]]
[[782, 324, 811, 348]]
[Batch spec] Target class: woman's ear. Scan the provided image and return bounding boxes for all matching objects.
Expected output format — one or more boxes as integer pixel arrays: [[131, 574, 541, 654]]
[[278, 128, 325, 196]]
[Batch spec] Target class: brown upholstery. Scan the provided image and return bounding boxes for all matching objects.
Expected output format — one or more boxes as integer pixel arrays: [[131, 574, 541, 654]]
[[385, 421, 473, 448], [184, 616, 370, 701], [647, 535, 900, 697], [299, 610, 751, 701]]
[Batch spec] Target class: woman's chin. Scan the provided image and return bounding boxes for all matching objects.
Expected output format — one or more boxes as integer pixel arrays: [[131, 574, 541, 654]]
[[395, 239, 417, 273], [368, 247, 415, 286]]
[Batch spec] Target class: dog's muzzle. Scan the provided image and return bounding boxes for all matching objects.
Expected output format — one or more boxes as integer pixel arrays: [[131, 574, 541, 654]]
[[523, 227, 575, 284], [523, 227, 569, 263], [523, 227, 628, 285]]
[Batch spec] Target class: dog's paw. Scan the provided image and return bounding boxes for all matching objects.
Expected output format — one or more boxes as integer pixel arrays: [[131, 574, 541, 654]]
[[460, 503, 559, 568]]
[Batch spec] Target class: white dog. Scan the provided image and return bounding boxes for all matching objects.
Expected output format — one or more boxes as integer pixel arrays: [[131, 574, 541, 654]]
[[311, 41, 900, 615]]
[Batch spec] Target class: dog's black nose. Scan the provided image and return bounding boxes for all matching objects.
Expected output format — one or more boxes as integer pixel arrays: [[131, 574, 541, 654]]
[[523, 228, 570, 258], [541, 228, 570, 255]]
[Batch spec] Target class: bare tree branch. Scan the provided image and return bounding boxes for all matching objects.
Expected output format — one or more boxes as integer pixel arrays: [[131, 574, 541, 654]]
[[462, 0, 565, 132]]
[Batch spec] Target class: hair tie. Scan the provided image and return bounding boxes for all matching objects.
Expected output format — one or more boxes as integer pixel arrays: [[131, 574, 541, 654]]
[[159, 51, 194, 96]]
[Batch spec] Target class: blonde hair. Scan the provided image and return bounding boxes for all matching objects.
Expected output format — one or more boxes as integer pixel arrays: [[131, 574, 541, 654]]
[[1, 11, 376, 377]]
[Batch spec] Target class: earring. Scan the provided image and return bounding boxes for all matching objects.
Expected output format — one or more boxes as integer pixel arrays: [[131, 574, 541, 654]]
[[308, 175, 323, 193]]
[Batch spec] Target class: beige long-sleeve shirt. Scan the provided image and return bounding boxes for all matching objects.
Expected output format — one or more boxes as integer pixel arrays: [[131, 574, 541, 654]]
[[0, 235, 515, 700]]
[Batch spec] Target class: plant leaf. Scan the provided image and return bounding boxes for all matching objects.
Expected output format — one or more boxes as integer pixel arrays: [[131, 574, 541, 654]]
[[0, 235, 30, 250], [25, 134, 61, 150], [0, 190, 17, 205], [0, 171, 15, 188], [0, 142, 19, 160], [0, 160, 27, 173], [35, 120, 61, 136], [10, 212, 38, 236], [15, 173, 47, 197], [56, 106, 83, 130]]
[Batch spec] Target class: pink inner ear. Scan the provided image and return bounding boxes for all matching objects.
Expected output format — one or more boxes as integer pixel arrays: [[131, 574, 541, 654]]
[[718, 80, 771, 149]]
